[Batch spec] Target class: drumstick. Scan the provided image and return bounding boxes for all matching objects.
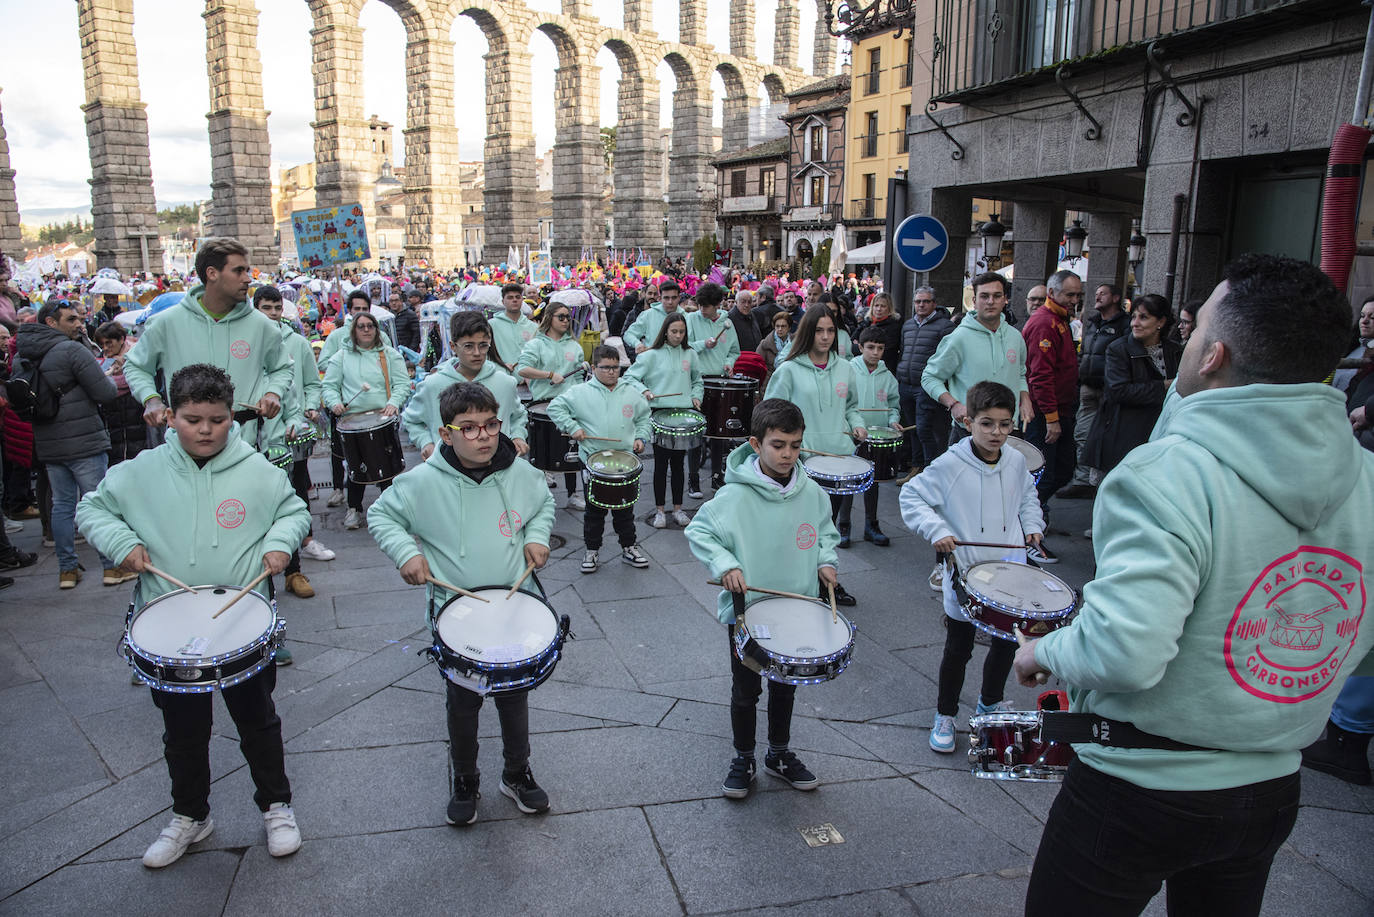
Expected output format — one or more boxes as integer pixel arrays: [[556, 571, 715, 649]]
[[425, 575, 491, 603], [235, 401, 261, 413], [582, 435, 621, 442], [826, 580, 838, 624], [648, 392, 683, 399], [707, 580, 819, 603], [340, 382, 372, 412], [800, 447, 847, 458], [142, 563, 197, 595], [953, 539, 1029, 551], [1015, 626, 1049, 685], [211, 567, 272, 619], [506, 561, 536, 600]]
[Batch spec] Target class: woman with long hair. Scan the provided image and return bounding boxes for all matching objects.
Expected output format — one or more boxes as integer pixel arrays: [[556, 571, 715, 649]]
[[517, 301, 587, 507], [625, 312, 703, 528]]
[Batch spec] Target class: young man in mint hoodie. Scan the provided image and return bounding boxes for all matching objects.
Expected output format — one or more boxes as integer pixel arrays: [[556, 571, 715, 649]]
[[1014, 253, 1374, 916], [76, 363, 311, 869], [123, 238, 293, 449], [368, 381, 555, 826], [622, 277, 681, 354], [402, 310, 528, 461], [685, 399, 840, 800]]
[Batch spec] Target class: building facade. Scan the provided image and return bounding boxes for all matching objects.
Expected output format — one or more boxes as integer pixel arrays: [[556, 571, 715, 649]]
[[846, 24, 917, 249], [780, 74, 849, 265], [713, 138, 789, 266]]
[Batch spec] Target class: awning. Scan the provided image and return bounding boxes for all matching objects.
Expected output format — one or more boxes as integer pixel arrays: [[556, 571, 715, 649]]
[[846, 239, 886, 264]]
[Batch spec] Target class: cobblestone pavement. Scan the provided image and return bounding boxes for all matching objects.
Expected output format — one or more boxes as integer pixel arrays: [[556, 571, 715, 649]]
[[1, 445, 1370, 916]]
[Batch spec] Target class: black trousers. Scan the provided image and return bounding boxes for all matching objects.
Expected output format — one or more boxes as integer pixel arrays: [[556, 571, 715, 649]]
[[445, 681, 530, 779], [835, 484, 880, 531], [584, 503, 637, 551], [329, 415, 346, 490], [1024, 407, 1078, 510], [729, 624, 796, 755], [653, 444, 685, 506], [346, 477, 391, 511], [1026, 760, 1301, 917], [284, 460, 313, 576], [937, 618, 1016, 716], [150, 663, 289, 821], [915, 395, 952, 466]]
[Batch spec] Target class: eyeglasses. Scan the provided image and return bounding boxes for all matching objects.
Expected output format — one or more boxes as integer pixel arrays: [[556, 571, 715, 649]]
[[594, 364, 619, 372], [444, 419, 503, 440], [458, 341, 491, 353], [553, 313, 570, 321], [355, 322, 377, 331]]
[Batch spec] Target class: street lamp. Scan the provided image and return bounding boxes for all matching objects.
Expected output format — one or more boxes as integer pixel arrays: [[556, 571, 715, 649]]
[[1127, 218, 1147, 296], [1064, 218, 1088, 262], [979, 213, 1007, 267]]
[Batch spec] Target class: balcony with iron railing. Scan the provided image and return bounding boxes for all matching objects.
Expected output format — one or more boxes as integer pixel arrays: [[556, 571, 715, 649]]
[[851, 197, 879, 219], [931, 0, 1347, 101]]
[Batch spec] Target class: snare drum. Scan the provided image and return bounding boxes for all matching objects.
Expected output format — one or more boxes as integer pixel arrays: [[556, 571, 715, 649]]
[[968, 710, 1076, 781], [123, 586, 282, 692], [427, 587, 571, 694], [584, 449, 643, 510], [702, 376, 757, 439], [651, 408, 706, 451], [960, 561, 1076, 642], [527, 402, 581, 472], [857, 428, 903, 481], [1005, 436, 1045, 486], [733, 597, 856, 685], [286, 426, 318, 463], [800, 454, 874, 495], [338, 410, 405, 484], [264, 444, 292, 471]]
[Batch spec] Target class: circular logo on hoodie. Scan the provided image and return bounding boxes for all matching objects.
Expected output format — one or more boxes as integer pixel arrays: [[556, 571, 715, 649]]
[[522, 329, 534, 342], [498, 510, 522, 537], [1223, 547, 1366, 704], [622, 404, 635, 419], [681, 359, 691, 372], [796, 523, 817, 550], [835, 382, 849, 398], [565, 350, 578, 362], [1005, 349, 1018, 365], [230, 339, 251, 360], [216, 499, 246, 529]]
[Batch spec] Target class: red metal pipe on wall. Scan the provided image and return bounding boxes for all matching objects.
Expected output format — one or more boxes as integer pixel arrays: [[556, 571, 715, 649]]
[[1321, 123, 1372, 293]]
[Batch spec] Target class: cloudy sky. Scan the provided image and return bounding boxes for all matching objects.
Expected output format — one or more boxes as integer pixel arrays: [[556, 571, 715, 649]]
[[2, 0, 829, 221]]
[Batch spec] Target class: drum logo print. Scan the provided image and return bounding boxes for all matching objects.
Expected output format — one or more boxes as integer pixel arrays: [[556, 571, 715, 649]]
[[835, 382, 849, 398], [230, 339, 251, 360], [498, 510, 522, 537], [216, 499, 246, 529], [1224, 547, 1366, 703], [796, 523, 817, 550], [622, 404, 635, 418]]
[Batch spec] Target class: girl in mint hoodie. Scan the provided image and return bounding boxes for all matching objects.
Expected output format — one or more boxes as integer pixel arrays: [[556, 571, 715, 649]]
[[75, 363, 311, 870], [517, 300, 589, 506], [322, 313, 411, 528], [625, 312, 703, 528]]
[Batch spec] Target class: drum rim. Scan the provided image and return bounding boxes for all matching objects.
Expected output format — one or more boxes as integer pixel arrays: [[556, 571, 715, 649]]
[[962, 562, 1075, 617], [969, 710, 1045, 729], [586, 449, 642, 476], [338, 411, 399, 433], [864, 429, 903, 444], [128, 586, 276, 666], [801, 455, 874, 482], [1004, 436, 1046, 471], [650, 408, 707, 430], [433, 586, 561, 670], [702, 375, 757, 390], [739, 597, 855, 664]]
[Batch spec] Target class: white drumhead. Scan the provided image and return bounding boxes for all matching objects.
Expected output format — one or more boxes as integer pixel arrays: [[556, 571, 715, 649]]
[[130, 588, 274, 657], [803, 455, 871, 477], [436, 589, 558, 663], [964, 562, 1073, 614], [338, 411, 395, 434], [1005, 437, 1044, 473], [744, 597, 851, 656]]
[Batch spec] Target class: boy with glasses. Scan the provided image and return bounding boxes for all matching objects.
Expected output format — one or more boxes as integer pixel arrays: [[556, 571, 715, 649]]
[[548, 345, 651, 573]]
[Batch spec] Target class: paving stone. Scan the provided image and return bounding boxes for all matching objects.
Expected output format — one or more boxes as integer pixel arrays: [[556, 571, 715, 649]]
[[903, 873, 1028, 916], [546, 635, 641, 691], [587, 596, 723, 685], [1284, 805, 1374, 898], [533, 679, 676, 727], [714, 888, 917, 916], [17, 633, 149, 720], [0, 682, 110, 838], [272, 645, 430, 743], [0, 849, 242, 917], [905, 769, 1049, 856], [289, 644, 371, 677], [75, 700, 167, 779], [657, 698, 882, 761]]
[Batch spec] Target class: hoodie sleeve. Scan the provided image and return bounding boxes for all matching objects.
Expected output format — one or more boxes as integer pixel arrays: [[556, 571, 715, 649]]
[[688, 351, 704, 402], [384, 346, 410, 410], [261, 326, 294, 401], [321, 352, 345, 408], [1034, 464, 1203, 692], [522, 465, 556, 548], [885, 371, 901, 426], [122, 325, 163, 405], [842, 363, 865, 433], [262, 472, 311, 557], [366, 479, 424, 569], [632, 394, 652, 442], [899, 465, 957, 545], [75, 467, 142, 571], [721, 322, 740, 368], [507, 389, 529, 441], [684, 503, 742, 578], [1016, 470, 1045, 537], [920, 332, 958, 403], [401, 374, 437, 451], [764, 360, 793, 400], [546, 388, 579, 435], [298, 337, 323, 412], [622, 311, 648, 350]]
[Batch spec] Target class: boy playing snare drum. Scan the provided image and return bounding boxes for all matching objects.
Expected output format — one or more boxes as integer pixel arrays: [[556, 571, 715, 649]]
[[367, 381, 556, 826], [685, 399, 841, 799], [547, 345, 652, 574], [841, 325, 904, 547], [898, 381, 1045, 754], [76, 364, 311, 868]]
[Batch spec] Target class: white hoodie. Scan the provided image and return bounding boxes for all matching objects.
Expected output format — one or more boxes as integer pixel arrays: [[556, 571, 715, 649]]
[[899, 437, 1045, 619]]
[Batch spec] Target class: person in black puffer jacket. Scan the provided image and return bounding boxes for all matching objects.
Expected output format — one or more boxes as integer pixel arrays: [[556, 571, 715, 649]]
[[895, 287, 955, 472], [1062, 285, 1131, 496], [91, 321, 148, 466], [863, 292, 903, 374]]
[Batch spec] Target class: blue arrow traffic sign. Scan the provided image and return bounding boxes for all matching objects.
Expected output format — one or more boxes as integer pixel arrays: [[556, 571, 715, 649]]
[[893, 214, 949, 273]]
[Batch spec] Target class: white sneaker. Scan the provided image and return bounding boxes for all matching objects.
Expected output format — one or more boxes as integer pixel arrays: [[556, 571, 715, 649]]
[[650, 511, 667, 529], [263, 802, 302, 857], [928, 564, 944, 591], [4, 520, 20, 534], [930, 714, 956, 754], [326, 489, 345, 507], [545, 473, 557, 489], [300, 539, 336, 561], [671, 510, 691, 527], [621, 545, 650, 568], [568, 494, 586, 511], [142, 814, 214, 868], [343, 508, 362, 530], [1083, 528, 1093, 539], [581, 550, 599, 574]]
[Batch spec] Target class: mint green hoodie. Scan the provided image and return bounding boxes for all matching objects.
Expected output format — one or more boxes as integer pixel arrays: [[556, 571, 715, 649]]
[[516, 332, 585, 402], [490, 311, 539, 371], [316, 318, 352, 372], [686, 309, 739, 377], [622, 303, 679, 351], [624, 345, 703, 410], [402, 359, 529, 452], [124, 286, 294, 444], [367, 441, 556, 609], [321, 339, 410, 415], [547, 375, 652, 465], [685, 443, 840, 623], [920, 316, 1028, 422], [1035, 383, 1374, 790], [849, 354, 900, 429], [765, 355, 865, 455], [75, 426, 310, 607]]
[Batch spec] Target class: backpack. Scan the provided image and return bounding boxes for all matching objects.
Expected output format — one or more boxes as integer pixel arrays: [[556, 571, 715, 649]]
[[6, 347, 73, 423]]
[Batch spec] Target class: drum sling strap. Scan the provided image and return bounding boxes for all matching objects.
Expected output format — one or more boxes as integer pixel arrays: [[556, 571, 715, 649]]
[[1039, 713, 1215, 752]]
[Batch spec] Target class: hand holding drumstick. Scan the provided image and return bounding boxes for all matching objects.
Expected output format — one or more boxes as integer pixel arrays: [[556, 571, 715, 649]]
[[1013, 628, 1051, 687]]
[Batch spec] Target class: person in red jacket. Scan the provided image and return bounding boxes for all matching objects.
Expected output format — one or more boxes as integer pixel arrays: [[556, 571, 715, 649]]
[[1020, 269, 1082, 564]]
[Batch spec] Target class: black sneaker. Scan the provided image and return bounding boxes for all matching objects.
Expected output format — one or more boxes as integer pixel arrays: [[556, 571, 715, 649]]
[[721, 755, 756, 799], [1027, 541, 1059, 564], [446, 774, 480, 826], [0, 548, 37, 570], [500, 767, 550, 813], [833, 583, 857, 607], [764, 750, 819, 790]]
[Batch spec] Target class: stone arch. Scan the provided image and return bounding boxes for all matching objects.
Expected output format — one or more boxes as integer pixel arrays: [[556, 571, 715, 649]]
[[602, 36, 661, 252], [761, 71, 788, 103], [662, 50, 714, 255], [533, 21, 601, 261], [715, 61, 752, 153]]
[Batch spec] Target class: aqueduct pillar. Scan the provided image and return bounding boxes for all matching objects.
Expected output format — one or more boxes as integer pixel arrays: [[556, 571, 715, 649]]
[[774, 0, 799, 69], [482, 45, 539, 263], [551, 55, 603, 264], [0, 91, 20, 258], [611, 70, 662, 254], [309, 16, 377, 250], [813, 0, 836, 75], [403, 31, 465, 269], [667, 81, 715, 254]]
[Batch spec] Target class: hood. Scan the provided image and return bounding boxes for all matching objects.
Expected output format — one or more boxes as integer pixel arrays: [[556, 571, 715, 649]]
[[1158, 383, 1362, 531], [721, 441, 803, 502], [163, 424, 259, 563], [439, 432, 518, 482], [179, 285, 254, 323], [16, 321, 72, 358]]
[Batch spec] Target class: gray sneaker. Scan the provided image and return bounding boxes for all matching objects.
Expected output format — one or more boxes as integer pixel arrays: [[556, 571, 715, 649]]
[[343, 508, 362, 530], [581, 550, 599, 574], [621, 545, 650, 568], [142, 814, 214, 868]]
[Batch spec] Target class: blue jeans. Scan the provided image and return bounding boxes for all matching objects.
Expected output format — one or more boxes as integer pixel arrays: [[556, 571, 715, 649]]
[[1331, 676, 1374, 733], [48, 454, 114, 571]]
